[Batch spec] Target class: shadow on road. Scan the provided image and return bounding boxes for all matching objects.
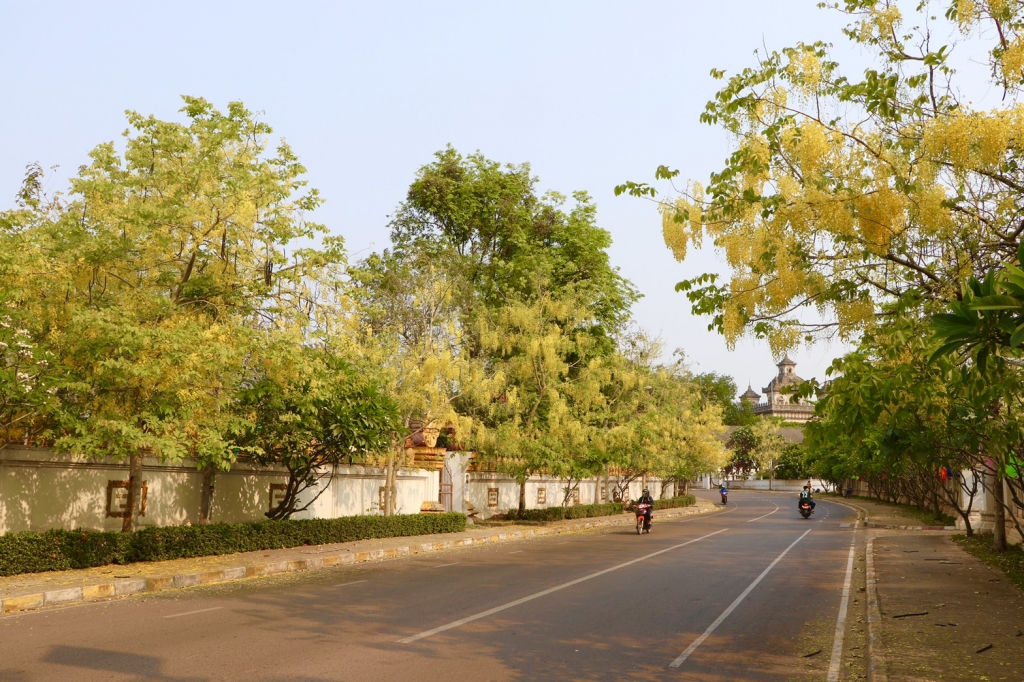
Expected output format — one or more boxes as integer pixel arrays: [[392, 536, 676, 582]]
[[43, 645, 205, 681]]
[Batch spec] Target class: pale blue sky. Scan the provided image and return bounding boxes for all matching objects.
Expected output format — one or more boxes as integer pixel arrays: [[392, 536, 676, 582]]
[[1, 1, 864, 393]]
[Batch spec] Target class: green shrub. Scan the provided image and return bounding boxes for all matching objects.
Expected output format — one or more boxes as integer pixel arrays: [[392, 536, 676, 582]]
[[0, 512, 466, 577], [506, 507, 567, 522], [565, 502, 624, 519], [652, 495, 697, 511], [506, 501, 625, 522]]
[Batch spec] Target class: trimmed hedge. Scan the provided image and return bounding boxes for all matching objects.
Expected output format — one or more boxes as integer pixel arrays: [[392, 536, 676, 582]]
[[506, 501, 624, 522], [652, 494, 697, 510], [565, 502, 625, 519], [0, 512, 466, 577]]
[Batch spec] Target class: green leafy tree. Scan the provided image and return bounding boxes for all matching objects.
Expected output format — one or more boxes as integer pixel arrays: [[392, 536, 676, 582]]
[[931, 243, 1024, 547], [725, 426, 758, 477], [390, 147, 638, 339], [808, 317, 985, 535], [750, 417, 787, 490], [238, 346, 401, 520], [692, 371, 756, 426], [773, 443, 807, 480], [0, 301, 57, 444]]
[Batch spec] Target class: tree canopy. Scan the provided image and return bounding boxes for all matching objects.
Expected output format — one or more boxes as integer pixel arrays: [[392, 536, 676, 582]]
[[0, 103, 731, 527]]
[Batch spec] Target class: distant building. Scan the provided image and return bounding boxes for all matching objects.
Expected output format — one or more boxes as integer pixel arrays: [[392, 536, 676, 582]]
[[749, 356, 815, 424], [740, 384, 761, 404]]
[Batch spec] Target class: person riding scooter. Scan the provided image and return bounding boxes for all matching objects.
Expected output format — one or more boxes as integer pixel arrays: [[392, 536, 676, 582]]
[[635, 488, 654, 529], [799, 485, 816, 513], [719, 485, 729, 505]]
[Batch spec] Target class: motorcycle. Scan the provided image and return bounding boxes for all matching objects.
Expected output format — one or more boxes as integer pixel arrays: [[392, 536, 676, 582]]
[[720, 490, 728, 505], [799, 500, 813, 518], [634, 502, 652, 534]]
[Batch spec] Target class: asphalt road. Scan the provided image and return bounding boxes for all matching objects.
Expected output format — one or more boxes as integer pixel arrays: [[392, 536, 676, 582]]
[[0, 492, 858, 681]]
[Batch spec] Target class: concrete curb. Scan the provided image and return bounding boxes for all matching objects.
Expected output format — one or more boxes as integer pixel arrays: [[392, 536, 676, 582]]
[[0, 504, 715, 616], [863, 522, 957, 531], [865, 536, 887, 682]]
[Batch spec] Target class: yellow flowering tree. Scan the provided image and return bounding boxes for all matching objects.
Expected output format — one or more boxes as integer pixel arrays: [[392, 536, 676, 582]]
[[473, 293, 597, 515], [622, 1, 1024, 353], [2, 98, 343, 529], [348, 251, 500, 515]]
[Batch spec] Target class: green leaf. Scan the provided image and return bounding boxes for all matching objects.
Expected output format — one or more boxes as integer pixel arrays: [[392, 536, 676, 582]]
[[969, 295, 1023, 311]]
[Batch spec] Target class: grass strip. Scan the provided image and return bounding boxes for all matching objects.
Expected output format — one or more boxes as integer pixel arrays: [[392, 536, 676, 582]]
[[953, 533, 1024, 593]]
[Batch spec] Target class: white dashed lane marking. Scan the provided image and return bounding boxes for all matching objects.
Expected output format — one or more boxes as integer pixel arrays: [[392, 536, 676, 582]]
[[398, 529, 730, 644], [164, 607, 223, 619], [669, 529, 813, 668]]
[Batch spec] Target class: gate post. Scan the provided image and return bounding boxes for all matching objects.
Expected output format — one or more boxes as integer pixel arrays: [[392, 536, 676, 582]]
[[447, 452, 472, 514]]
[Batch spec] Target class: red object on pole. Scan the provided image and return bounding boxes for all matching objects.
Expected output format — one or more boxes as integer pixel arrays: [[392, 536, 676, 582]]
[[940, 467, 948, 483]]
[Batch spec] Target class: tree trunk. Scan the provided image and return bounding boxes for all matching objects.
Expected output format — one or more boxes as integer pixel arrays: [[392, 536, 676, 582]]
[[768, 463, 774, 492], [391, 460, 398, 515], [198, 466, 216, 525], [122, 453, 144, 532], [518, 478, 527, 515], [993, 475, 1008, 552], [383, 451, 398, 516]]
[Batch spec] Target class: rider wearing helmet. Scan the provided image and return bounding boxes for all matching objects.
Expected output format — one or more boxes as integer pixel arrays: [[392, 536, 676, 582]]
[[636, 487, 655, 528]]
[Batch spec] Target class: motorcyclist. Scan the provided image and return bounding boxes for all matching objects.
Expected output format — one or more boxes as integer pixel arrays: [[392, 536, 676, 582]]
[[719, 485, 729, 504], [799, 485, 816, 513], [635, 488, 654, 528]]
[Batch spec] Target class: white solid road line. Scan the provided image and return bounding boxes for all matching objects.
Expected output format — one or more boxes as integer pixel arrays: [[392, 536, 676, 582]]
[[431, 563, 460, 569], [826, 531, 858, 682], [397, 528, 730, 644], [746, 504, 779, 522], [163, 606, 223, 619], [335, 580, 368, 586], [669, 528, 813, 668]]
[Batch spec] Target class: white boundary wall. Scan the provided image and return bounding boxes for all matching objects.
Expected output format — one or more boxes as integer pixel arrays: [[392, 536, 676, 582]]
[[0, 447, 691, 532], [723, 478, 830, 493], [464, 472, 676, 518], [0, 447, 438, 534]]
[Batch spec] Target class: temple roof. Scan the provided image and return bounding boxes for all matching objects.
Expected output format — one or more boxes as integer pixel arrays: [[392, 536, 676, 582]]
[[765, 357, 803, 394], [763, 372, 803, 394], [740, 383, 761, 401]]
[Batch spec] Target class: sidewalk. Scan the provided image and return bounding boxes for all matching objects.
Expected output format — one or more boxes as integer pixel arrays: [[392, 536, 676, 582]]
[[0, 500, 717, 615], [870, 533, 1024, 681], [826, 493, 1024, 681]]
